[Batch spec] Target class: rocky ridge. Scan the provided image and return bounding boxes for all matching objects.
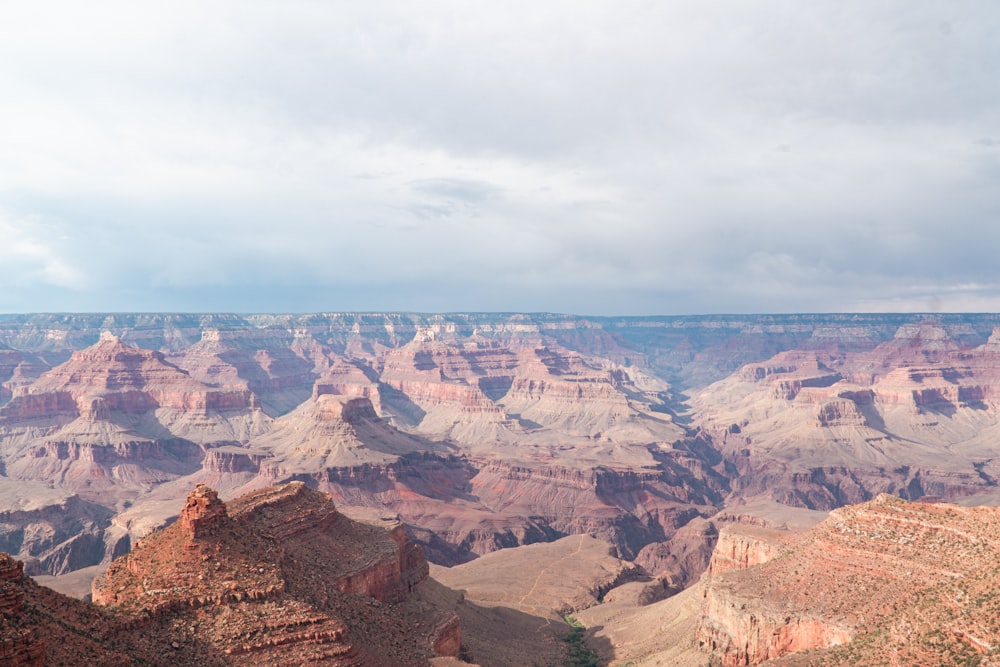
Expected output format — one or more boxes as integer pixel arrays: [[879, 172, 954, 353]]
[[695, 495, 1000, 665], [694, 324, 1000, 510], [0, 482, 465, 666]]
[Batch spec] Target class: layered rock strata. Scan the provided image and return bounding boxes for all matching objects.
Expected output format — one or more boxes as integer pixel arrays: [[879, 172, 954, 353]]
[[93, 482, 458, 665], [695, 325, 1000, 509], [697, 495, 1000, 665], [0, 554, 44, 666]]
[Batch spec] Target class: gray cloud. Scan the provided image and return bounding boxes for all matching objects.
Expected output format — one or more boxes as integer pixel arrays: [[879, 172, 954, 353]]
[[0, 1, 998, 314]]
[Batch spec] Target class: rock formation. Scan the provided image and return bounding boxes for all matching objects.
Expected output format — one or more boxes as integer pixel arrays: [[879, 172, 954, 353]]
[[0, 481, 481, 665], [168, 328, 320, 417], [694, 325, 1000, 509], [0, 554, 44, 666], [695, 495, 1000, 665], [0, 335, 269, 502], [179, 484, 229, 539], [87, 482, 462, 664], [7, 310, 1000, 644]]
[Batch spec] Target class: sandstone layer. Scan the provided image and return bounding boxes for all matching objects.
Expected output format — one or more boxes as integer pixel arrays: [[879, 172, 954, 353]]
[[697, 495, 1000, 665], [91, 482, 460, 665], [694, 324, 1000, 509]]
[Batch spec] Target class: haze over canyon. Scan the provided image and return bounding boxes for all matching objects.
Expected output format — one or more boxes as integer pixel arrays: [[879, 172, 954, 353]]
[[3, 311, 1000, 665]]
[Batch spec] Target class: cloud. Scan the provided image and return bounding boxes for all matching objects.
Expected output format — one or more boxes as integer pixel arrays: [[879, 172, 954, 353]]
[[0, 214, 87, 291], [0, 1, 997, 313]]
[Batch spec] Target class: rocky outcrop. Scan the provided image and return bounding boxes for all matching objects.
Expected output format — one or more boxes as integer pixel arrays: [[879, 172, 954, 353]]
[[698, 592, 852, 667], [0, 554, 44, 666], [704, 524, 789, 576], [92, 482, 460, 664], [179, 484, 229, 539], [696, 495, 1000, 665]]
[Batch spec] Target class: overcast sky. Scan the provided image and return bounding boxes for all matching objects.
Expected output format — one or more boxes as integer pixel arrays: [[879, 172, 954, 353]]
[[0, 1, 998, 315]]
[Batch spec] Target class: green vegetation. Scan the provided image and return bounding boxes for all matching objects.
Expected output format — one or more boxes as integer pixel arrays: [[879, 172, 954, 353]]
[[562, 614, 600, 667]]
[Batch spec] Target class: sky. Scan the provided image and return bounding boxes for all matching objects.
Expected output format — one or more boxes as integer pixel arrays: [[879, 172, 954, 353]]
[[0, 1, 998, 315]]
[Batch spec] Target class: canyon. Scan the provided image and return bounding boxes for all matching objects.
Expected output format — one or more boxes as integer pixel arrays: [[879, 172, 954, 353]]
[[3, 311, 1000, 663]]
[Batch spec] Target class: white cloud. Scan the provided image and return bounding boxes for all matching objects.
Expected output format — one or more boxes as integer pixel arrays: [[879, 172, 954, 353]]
[[0, 215, 87, 291], [0, 1, 997, 313]]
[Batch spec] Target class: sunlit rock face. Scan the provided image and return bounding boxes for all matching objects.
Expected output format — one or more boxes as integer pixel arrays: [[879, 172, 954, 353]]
[[90, 482, 457, 665], [696, 495, 1000, 665]]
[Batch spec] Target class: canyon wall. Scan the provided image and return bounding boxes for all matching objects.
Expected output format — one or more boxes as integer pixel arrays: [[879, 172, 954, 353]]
[[695, 495, 1000, 665], [5, 311, 1000, 595]]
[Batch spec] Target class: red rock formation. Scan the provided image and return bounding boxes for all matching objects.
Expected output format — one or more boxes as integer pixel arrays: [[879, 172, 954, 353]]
[[696, 495, 1000, 665], [0, 554, 44, 666], [704, 524, 793, 576], [378, 337, 512, 440], [5, 333, 257, 418], [179, 484, 229, 539], [93, 482, 459, 665], [695, 326, 1000, 509], [0, 555, 26, 616], [312, 356, 383, 413], [168, 328, 321, 417], [248, 391, 442, 476], [0, 335, 270, 523]]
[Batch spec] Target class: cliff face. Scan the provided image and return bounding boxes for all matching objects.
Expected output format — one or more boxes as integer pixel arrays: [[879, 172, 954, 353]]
[[466, 458, 724, 561], [704, 524, 791, 577], [696, 495, 1000, 665], [0, 335, 269, 511], [698, 598, 852, 667], [0, 484, 122, 576], [693, 523, 849, 665], [695, 325, 1000, 509]]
